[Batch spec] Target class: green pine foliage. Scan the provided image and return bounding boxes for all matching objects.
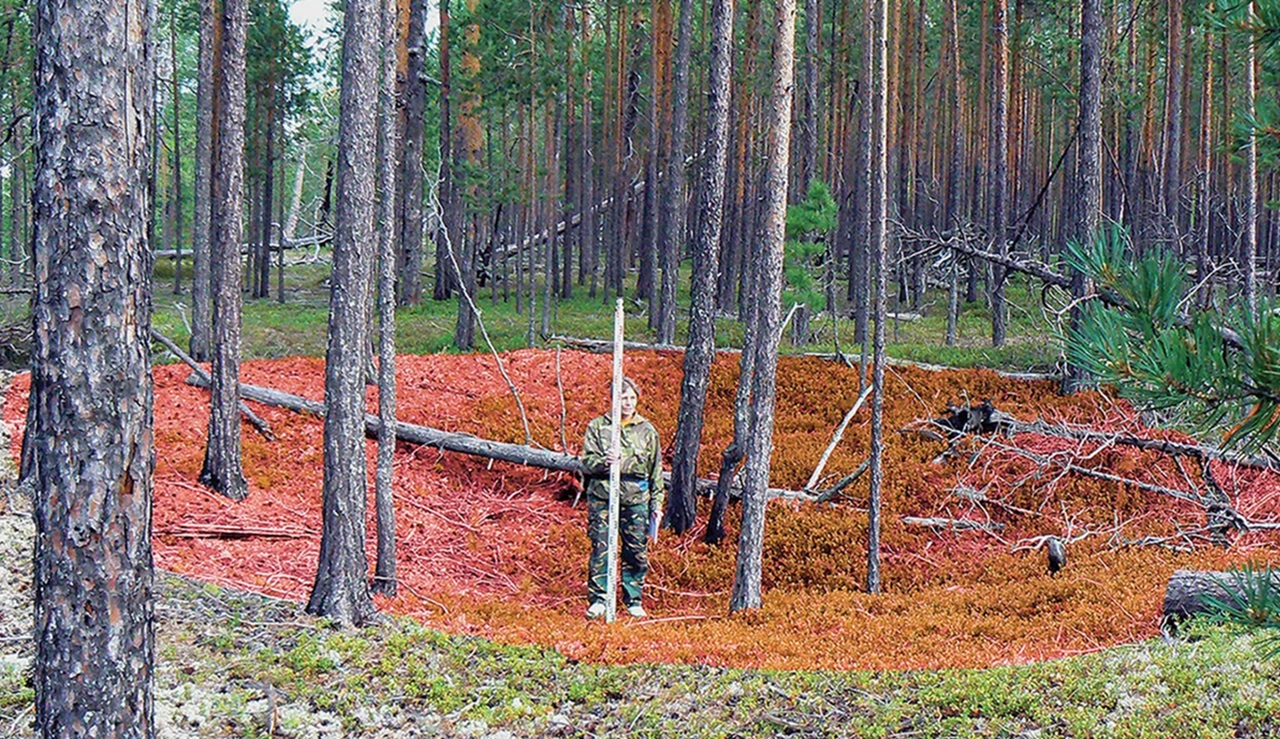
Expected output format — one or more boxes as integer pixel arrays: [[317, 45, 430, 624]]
[[1063, 229, 1280, 454], [1202, 565, 1280, 660], [783, 181, 837, 313]]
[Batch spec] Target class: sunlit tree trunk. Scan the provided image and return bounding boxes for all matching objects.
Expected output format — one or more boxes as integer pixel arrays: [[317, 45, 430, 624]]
[[31, 0, 155, 731]]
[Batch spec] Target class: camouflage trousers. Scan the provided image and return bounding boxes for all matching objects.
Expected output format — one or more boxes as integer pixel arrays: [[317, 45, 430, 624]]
[[586, 496, 650, 607]]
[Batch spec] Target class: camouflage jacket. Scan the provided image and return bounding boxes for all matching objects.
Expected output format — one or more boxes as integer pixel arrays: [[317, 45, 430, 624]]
[[581, 414, 664, 513]]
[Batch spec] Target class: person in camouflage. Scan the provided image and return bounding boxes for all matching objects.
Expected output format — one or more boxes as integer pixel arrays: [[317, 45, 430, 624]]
[[580, 377, 664, 619]]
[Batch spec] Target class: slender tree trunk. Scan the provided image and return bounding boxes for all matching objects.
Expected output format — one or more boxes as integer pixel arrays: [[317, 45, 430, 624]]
[[171, 12, 184, 297], [31, 0, 155, 731], [666, 0, 733, 536], [657, 0, 694, 344], [866, 0, 888, 595], [1244, 4, 1258, 312], [433, 0, 455, 301], [799, 0, 818, 194], [258, 105, 275, 299], [373, 0, 399, 598], [1064, 0, 1102, 395], [1158, 0, 1184, 250], [990, 0, 1010, 347], [199, 0, 249, 501], [396, 0, 427, 306], [1196, 20, 1214, 309], [729, 0, 796, 613], [944, 0, 963, 347], [307, 0, 380, 626], [190, 0, 217, 361]]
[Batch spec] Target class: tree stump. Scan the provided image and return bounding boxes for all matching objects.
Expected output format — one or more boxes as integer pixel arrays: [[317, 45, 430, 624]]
[[1162, 569, 1280, 627], [790, 304, 811, 347]]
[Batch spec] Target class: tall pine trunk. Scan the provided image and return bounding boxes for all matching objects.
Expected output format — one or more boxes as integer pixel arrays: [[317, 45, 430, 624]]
[[31, 0, 155, 730], [866, 0, 888, 595], [990, 0, 1010, 347], [199, 0, 249, 501], [1064, 0, 1102, 395], [729, 0, 796, 613], [396, 0, 427, 306], [656, 0, 694, 344], [190, 0, 216, 361], [666, 0, 733, 536], [308, 0, 380, 626]]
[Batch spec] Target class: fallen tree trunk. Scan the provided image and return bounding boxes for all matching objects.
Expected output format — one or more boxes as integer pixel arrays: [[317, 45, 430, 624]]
[[1162, 569, 1280, 626], [901, 516, 1006, 532], [185, 375, 825, 502], [152, 328, 275, 440]]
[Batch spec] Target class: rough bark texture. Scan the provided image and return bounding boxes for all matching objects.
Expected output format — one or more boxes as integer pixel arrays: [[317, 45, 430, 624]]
[[1064, 0, 1102, 395], [866, 0, 888, 595], [730, 0, 796, 613], [1162, 569, 1280, 626], [990, 0, 1010, 347], [307, 0, 379, 626], [374, 0, 400, 598], [1243, 20, 1258, 312], [190, 0, 215, 361], [396, 0, 426, 306], [199, 0, 249, 501], [655, 0, 694, 345], [665, 0, 732, 535], [31, 0, 156, 732]]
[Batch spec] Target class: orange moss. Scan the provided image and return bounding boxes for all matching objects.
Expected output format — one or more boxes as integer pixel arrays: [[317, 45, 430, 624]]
[[5, 350, 1280, 671]]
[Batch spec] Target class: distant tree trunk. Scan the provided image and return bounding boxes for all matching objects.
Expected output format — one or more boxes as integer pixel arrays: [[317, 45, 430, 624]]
[[31, 0, 155, 731], [990, 0, 1010, 347], [730, 0, 796, 613], [1243, 5, 1258, 313], [944, 0, 963, 347], [190, 0, 216, 362], [851, 0, 872, 345], [307, 0, 380, 626], [666, 0, 732, 536], [171, 12, 184, 297], [257, 105, 276, 299], [866, 0, 887, 595], [656, 0, 693, 345], [453, 3, 483, 350], [798, 0, 818, 195], [1160, 0, 1184, 248], [1064, 0, 1102, 395], [373, 0, 399, 598], [1196, 24, 1213, 309], [433, 0, 455, 301], [199, 0, 249, 502], [396, 0, 427, 306]]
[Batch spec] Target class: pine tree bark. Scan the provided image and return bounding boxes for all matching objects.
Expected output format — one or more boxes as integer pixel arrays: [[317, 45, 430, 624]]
[[433, 0, 455, 301], [170, 13, 184, 297], [944, 0, 963, 347], [990, 0, 1010, 347], [1160, 0, 1184, 247], [190, 0, 217, 361], [31, 0, 155, 731], [866, 0, 888, 595], [1064, 0, 1102, 395], [373, 0, 400, 598], [666, 0, 732, 536], [730, 0, 796, 613], [307, 0, 380, 626], [798, 0, 819, 194], [396, 0, 427, 306], [1243, 4, 1258, 312], [656, 0, 694, 345], [199, 0, 249, 501]]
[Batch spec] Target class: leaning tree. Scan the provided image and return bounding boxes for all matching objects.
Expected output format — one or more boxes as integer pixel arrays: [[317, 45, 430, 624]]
[[30, 0, 156, 732]]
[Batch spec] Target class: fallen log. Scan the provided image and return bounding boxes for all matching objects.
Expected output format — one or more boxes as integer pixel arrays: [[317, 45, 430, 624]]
[[901, 516, 1006, 533], [152, 328, 275, 440], [1162, 569, 1280, 626], [185, 375, 825, 502]]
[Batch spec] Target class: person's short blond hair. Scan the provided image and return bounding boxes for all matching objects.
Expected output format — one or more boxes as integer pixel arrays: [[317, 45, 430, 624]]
[[610, 377, 640, 399]]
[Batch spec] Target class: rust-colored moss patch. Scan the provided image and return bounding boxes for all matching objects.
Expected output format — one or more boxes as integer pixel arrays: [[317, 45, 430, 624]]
[[6, 350, 1279, 671]]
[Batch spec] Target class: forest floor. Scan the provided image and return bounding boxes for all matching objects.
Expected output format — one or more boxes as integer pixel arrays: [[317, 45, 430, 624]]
[[4, 348, 1280, 736]]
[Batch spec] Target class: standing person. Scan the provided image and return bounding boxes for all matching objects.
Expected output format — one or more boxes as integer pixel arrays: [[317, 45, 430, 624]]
[[581, 377, 664, 618]]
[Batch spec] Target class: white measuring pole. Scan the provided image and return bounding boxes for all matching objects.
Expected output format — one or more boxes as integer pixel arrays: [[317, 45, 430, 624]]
[[606, 298, 624, 623]]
